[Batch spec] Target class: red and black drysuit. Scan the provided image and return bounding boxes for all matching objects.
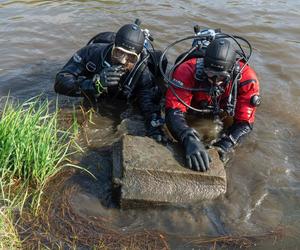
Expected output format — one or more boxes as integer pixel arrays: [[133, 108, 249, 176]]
[[165, 58, 260, 161]]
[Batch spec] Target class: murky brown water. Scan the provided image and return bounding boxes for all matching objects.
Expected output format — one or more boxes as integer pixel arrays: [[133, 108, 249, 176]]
[[1, 0, 300, 249]]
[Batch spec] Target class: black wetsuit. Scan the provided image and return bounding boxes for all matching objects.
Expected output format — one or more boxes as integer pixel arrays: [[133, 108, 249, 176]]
[[54, 42, 162, 127]]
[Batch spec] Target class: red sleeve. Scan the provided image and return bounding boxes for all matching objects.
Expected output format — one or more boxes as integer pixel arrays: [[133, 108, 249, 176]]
[[235, 64, 260, 124], [165, 59, 196, 113]]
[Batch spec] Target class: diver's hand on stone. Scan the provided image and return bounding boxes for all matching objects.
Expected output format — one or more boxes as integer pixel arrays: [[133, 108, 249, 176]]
[[99, 65, 126, 87], [146, 113, 167, 143], [214, 146, 229, 164], [147, 127, 168, 143], [213, 137, 234, 164], [183, 130, 210, 172]]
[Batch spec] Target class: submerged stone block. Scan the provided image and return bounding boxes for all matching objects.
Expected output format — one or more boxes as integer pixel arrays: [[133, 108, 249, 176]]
[[113, 135, 226, 208]]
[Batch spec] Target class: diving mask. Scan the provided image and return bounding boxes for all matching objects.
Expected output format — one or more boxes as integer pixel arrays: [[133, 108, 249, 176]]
[[204, 67, 231, 84], [111, 45, 140, 65]]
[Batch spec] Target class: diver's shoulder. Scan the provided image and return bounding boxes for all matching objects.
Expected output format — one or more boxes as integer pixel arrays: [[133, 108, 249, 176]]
[[239, 61, 258, 80], [79, 43, 110, 62], [85, 43, 110, 53], [176, 58, 197, 72]]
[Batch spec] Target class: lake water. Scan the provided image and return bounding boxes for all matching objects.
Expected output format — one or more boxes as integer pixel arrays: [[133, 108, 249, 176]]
[[0, 0, 300, 249]]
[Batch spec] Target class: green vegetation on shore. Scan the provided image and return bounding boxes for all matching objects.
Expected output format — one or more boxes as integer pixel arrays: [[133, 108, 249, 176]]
[[0, 97, 78, 248]]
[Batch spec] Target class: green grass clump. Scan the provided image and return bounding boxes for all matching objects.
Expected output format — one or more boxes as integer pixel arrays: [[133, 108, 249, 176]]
[[0, 97, 76, 210], [0, 97, 80, 249]]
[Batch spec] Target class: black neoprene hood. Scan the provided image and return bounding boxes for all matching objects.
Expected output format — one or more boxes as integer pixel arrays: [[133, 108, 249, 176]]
[[114, 24, 145, 54], [204, 38, 236, 72]]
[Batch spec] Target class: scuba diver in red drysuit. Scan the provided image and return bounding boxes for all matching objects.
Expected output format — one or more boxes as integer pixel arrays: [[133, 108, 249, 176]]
[[164, 33, 260, 172]]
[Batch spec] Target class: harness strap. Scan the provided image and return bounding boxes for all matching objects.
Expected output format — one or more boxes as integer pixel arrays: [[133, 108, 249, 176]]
[[195, 58, 205, 82]]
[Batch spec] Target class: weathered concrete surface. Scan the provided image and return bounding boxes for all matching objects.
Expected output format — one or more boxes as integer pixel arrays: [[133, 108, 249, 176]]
[[113, 135, 227, 208]]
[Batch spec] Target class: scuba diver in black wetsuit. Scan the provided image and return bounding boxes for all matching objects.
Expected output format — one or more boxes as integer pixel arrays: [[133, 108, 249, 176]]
[[54, 20, 168, 142]]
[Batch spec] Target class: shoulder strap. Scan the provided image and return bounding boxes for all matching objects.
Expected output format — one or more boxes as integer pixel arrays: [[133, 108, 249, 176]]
[[194, 58, 206, 82], [85, 44, 112, 73]]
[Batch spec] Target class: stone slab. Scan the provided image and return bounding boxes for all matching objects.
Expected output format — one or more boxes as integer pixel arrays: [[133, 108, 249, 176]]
[[113, 135, 226, 208]]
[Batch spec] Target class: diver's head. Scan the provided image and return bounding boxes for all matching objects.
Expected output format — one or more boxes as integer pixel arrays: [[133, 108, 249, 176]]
[[203, 38, 236, 85], [112, 24, 145, 70]]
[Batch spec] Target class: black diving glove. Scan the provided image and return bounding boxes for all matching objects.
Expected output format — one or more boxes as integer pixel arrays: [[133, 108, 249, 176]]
[[213, 136, 234, 163], [146, 113, 167, 143], [79, 66, 126, 97], [98, 65, 126, 88], [78, 76, 101, 97], [213, 121, 252, 163], [182, 129, 210, 172]]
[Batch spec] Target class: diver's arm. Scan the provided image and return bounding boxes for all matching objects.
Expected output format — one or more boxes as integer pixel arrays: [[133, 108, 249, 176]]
[[165, 60, 210, 171], [214, 121, 253, 154], [165, 108, 189, 141], [165, 108, 210, 172], [136, 67, 161, 117], [164, 60, 195, 141], [134, 67, 166, 141], [54, 46, 94, 97]]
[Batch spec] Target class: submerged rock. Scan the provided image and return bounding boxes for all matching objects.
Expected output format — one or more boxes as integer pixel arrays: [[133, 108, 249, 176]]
[[113, 135, 227, 208]]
